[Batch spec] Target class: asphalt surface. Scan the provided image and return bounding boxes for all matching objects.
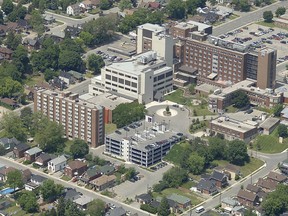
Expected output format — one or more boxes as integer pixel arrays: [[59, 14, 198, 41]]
[[67, 79, 91, 95], [182, 150, 288, 215], [0, 156, 149, 216], [213, 1, 288, 36]]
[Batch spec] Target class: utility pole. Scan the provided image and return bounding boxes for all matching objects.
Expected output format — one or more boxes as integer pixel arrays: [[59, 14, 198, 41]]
[[250, 173, 253, 184], [189, 208, 192, 216]]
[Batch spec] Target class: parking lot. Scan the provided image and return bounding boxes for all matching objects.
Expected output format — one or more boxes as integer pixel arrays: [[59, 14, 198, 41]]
[[219, 23, 288, 64], [84, 34, 136, 64]]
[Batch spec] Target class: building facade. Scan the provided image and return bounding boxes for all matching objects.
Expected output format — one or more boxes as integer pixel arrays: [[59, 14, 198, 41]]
[[34, 89, 105, 148]]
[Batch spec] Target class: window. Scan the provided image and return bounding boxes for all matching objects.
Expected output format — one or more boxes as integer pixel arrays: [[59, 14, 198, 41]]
[[112, 76, 117, 82], [125, 80, 130, 85], [106, 74, 111, 80], [131, 82, 137, 88], [119, 78, 124, 84]]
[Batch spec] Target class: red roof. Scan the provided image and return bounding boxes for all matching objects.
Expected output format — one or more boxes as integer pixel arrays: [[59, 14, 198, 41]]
[[148, 2, 160, 9]]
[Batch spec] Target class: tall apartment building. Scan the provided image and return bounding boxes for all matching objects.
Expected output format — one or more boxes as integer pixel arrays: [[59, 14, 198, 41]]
[[257, 48, 277, 89], [136, 23, 174, 66], [34, 89, 105, 148], [89, 51, 174, 104]]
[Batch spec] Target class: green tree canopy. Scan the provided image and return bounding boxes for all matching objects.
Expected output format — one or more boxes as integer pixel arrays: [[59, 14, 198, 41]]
[[158, 197, 170, 216], [112, 102, 146, 128], [166, 0, 186, 19], [119, 0, 133, 11], [12, 45, 30, 75], [70, 139, 89, 159], [40, 179, 64, 202], [2, 0, 14, 15], [162, 167, 188, 187], [0, 112, 27, 141], [18, 191, 39, 213], [276, 7, 286, 17], [35, 120, 64, 152], [232, 91, 250, 108], [58, 50, 83, 72], [273, 104, 283, 117], [87, 54, 105, 74], [278, 124, 288, 138], [86, 199, 106, 216], [5, 32, 22, 50], [29, 10, 45, 35], [188, 153, 205, 174], [20, 107, 33, 130], [227, 140, 249, 166], [7, 169, 23, 190], [263, 10, 273, 23], [99, 0, 112, 10]]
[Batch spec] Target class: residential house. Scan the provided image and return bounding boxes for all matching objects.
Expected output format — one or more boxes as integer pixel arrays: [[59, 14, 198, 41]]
[[17, 19, 30, 31], [64, 160, 87, 178], [148, 2, 161, 10], [67, 4, 81, 16], [21, 169, 32, 184], [237, 189, 259, 208], [64, 26, 82, 39], [13, 143, 30, 158], [43, 15, 55, 25], [24, 147, 42, 162], [89, 174, 116, 191], [23, 38, 40, 51], [210, 170, 228, 188], [223, 164, 241, 180], [67, 70, 84, 82], [246, 184, 262, 194], [256, 178, 278, 192], [106, 207, 126, 216], [266, 171, 287, 183], [0, 47, 13, 60], [232, 206, 246, 216], [48, 155, 67, 172], [0, 167, 15, 182], [35, 153, 54, 167], [79, 0, 101, 10], [0, 200, 12, 211], [197, 179, 218, 195], [99, 164, 115, 175], [80, 166, 102, 183], [59, 71, 76, 85], [0, 98, 18, 109], [167, 193, 191, 209], [135, 193, 153, 204], [49, 77, 67, 90], [280, 158, 288, 175], [25, 174, 47, 191], [0, 137, 20, 150], [221, 197, 239, 213], [63, 188, 81, 201], [73, 195, 93, 210]]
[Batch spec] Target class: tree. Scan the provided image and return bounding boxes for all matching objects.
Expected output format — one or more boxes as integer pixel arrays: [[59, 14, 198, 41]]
[[35, 120, 64, 152], [12, 45, 30, 75], [188, 84, 195, 95], [186, 0, 206, 15], [263, 10, 273, 23], [227, 140, 249, 166], [188, 153, 205, 174], [209, 0, 217, 6], [162, 167, 188, 187], [20, 107, 33, 130], [0, 11, 4, 25], [208, 137, 227, 160], [7, 169, 23, 190], [44, 69, 59, 81], [158, 197, 170, 216], [0, 112, 27, 141], [29, 10, 45, 35], [273, 104, 283, 117], [232, 91, 250, 108], [79, 31, 94, 47], [58, 50, 83, 71], [18, 191, 39, 213], [276, 7, 286, 17], [57, 197, 66, 216], [119, 0, 132, 11], [244, 209, 257, 216], [87, 54, 105, 74], [5, 32, 22, 50], [278, 124, 288, 138], [112, 102, 146, 128], [125, 167, 136, 180], [99, 0, 111, 10], [40, 179, 64, 202], [70, 139, 89, 159], [64, 200, 85, 216], [86, 199, 106, 216], [2, 0, 14, 15], [166, 0, 186, 19]]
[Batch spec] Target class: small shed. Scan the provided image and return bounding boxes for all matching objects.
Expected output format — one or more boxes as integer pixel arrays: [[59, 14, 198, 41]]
[[259, 117, 280, 135]]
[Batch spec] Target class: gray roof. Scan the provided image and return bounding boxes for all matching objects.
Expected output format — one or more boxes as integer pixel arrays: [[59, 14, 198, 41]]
[[281, 107, 288, 118], [64, 189, 81, 201], [14, 143, 30, 151], [136, 193, 152, 202], [49, 155, 67, 165], [67, 70, 84, 79], [221, 197, 239, 207], [0, 137, 20, 145], [167, 193, 190, 205], [100, 164, 115, 175], [25, 147, 42, 155], [259, 117, 280, 130], [197, 179, 217, 192], [31, 174, 47, 183], [73, 195, 93, 206], [107, 207, 126, 216], [211, 170, 226, 181]]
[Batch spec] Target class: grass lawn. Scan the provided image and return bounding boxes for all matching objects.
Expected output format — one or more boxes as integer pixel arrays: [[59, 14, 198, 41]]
[[153, 188, 203, 206], [164, 141, 190, 165], [164, 89, 191, 105], [256, 21, 276, 28], [0, 130, 5, 138], [25, 74, 46, 87], [89, 8, 100, 14], [225, 105, 238, 113], [240, 157, 264, 177], [105, 123, 117, 134], [192, 106, 214, 116], [5, 206, 26, 216], [64, 140, 73, 153], [61, 175, 71, 181], [228, 14, 239, 20], [252, 127, 288, 153], [181, 181, 197, 189], [213, 160, 229, 167]]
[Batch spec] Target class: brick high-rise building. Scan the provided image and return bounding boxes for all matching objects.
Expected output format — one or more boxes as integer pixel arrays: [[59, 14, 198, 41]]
[[34, 89, 105, 148]]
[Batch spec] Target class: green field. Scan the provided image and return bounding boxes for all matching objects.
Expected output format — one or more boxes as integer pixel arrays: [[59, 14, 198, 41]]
[[252, 127, 288, 153], [105, 123, 117, 134], [240, 157, 265, 177], [164, 89, 191, 105], [164, 142, 190, 165]]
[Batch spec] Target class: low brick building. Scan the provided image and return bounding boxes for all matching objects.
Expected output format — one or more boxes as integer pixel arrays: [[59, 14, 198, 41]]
[[64, 160, 87, 178]]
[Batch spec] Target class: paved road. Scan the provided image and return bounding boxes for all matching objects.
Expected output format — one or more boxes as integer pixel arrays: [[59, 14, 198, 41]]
[[67, 79, 91, 95], [182, 150, 288, 215], [213, 1, 288, 36], [0, 156, 149, 216]]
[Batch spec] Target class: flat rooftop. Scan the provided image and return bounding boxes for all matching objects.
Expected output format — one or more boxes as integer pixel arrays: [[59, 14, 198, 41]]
[[105, 51, 170, 76], [259, 117, 280, 130], [211, 116, 257, 133], [195, 83, 218, 94], [79, 93, 133, 110], [174, 22, 196, 30], [107, 121, 180, 151], [138, 23, 165, 33]]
